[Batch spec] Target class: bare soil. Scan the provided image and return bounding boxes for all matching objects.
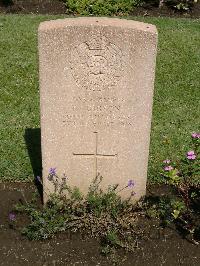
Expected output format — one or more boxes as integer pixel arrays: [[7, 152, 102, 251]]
[[0, 0, 66, 14], [0, 182, 199, 266], [0, 0, 200, 18]]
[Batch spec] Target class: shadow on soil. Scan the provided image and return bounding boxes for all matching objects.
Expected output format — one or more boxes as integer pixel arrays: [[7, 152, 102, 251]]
[[24, 128, 43, 200], [0, 0, 13, 7]]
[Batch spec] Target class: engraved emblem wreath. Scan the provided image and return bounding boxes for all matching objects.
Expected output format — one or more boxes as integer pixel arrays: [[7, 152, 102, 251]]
[[70, 34, 123, 91]]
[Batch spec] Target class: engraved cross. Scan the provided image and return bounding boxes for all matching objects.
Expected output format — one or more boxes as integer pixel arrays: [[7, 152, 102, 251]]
[[73, 132, 117, 177]]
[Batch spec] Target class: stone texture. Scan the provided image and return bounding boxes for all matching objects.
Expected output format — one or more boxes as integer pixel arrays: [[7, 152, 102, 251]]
[[39, 17, 158, 203]]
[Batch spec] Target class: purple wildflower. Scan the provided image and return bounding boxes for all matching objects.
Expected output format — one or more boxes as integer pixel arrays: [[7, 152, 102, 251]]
[[36, 176, 42, 184], [164, 165, 174, 171], [163, 159, 171, 164], [187, 151, 196, 160], [9, 213, 16, 221], [187, 151, 195, 156], [187, 155, 196, 160], [48, 168, 56, 181], [191, 133, 200, 139], [128, 180, 135, 188], [49, 168, 56, 175], [192, 133, 198, 138]]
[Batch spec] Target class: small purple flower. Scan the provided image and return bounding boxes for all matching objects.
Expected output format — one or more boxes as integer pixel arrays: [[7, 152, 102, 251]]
[[192, 133, 197, 138], [49, 168, 56, 175], [187, 155, 196, 160], [187, 151, 196, 160], [36, 176, 42, 184], [163, 159, 171, 164], [191, 133, 200, 139], [192, 133, 200, 138], [187, 151, 195, 156], [128, 180, 135, 188], [47, 168, 56, 181], [9, 213, 16, 221], [164, 165, 174, 171]]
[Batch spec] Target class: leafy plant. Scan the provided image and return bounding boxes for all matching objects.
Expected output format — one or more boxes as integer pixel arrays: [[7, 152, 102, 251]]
[[175, 2, 190, 10], [64, 0, 142, 16], [165, 0, 198, 11], [147, 132, 200, 243], [14, 170, 141, 259]]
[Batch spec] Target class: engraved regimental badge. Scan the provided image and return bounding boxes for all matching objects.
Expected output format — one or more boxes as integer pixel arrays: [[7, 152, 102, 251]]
[[70, 34, 123, 91]]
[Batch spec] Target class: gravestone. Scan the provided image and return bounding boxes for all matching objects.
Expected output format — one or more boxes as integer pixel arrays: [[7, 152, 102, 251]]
[[39, 17, 157, 203]]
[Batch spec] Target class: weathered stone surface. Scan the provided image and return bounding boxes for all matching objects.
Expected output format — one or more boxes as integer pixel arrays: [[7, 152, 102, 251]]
[[39, 17, 158, 203]]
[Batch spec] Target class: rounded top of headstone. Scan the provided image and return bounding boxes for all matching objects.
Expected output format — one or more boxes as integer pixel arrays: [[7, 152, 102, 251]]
[[39, 17, 157, 35]]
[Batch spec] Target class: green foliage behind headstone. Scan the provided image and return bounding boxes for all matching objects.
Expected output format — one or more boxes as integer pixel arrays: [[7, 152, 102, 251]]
[[64, 0, 141, 16]]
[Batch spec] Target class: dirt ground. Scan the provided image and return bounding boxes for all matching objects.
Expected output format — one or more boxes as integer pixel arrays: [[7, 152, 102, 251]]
[[0, 183, 199, 266], [0, 0, 200, 18]]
